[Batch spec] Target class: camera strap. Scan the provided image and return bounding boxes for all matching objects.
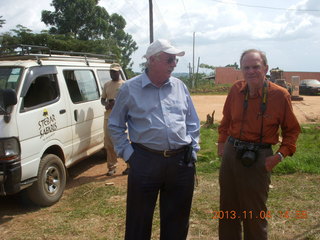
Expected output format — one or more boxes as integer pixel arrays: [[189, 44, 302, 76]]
[[240, 81, 268, 143]]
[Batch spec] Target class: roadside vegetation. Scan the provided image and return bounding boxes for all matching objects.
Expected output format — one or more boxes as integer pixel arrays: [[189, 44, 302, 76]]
[[1, 123, 319, 240], [180, 75, 232, 95]]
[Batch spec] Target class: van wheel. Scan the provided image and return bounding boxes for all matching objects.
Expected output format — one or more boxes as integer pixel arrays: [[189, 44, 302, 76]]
[[27, 154, 66, 207]]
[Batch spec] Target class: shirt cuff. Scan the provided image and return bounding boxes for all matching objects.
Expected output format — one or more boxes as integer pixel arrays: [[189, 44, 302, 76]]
[[123, 145, 134, 162]]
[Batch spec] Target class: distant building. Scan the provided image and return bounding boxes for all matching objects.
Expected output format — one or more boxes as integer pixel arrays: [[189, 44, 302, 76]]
[[214, 67, 320, 84], [215, 67, 242, 84]]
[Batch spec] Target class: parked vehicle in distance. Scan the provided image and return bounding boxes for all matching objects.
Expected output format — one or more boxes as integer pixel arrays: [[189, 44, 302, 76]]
[[0, 44, 126, 206], [274, 79, 292, 95], [299, 79, 320, 95]]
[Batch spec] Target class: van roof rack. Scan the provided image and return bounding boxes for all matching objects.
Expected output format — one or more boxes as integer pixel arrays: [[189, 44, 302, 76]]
[[0, 44, 117, 64]]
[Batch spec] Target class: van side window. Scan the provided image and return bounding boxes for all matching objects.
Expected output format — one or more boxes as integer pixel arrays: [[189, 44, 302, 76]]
[[97, 70, 112, 90], [64, 70, 99, 103], [97, 69, 123, 90], [23, 74, 58, 108]]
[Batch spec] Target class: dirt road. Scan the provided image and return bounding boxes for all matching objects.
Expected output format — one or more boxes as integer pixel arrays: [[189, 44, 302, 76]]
[[192, 95, 320, 124]]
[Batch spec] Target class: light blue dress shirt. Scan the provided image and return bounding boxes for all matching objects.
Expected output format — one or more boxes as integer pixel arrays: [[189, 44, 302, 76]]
[[108, 72, 200, 161]]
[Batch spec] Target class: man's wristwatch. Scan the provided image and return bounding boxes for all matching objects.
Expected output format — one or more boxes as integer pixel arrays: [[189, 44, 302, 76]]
[[277, 152, 284, 161]]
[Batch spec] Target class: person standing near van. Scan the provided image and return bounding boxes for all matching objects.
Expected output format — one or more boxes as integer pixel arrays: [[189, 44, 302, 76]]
[[101, 63, 128, 176], [217, 49, 300, 239], [108, 39, 200, 240]]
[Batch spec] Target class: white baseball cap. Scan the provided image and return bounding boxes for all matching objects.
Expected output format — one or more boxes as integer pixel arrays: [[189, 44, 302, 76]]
[[143, 39, 185, 59]]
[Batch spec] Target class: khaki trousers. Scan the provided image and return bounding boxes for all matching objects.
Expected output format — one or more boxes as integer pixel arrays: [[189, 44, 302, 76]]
[[219, 140, 272, 240], [104, 117, 117, 171]]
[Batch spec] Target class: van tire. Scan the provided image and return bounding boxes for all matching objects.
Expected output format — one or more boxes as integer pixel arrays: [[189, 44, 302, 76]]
[[27, 154, 66, 207]]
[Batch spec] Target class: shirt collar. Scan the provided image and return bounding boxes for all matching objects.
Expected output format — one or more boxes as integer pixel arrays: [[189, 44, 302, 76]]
[[239, 79, 269, 97], [141, 71, 172, 88]]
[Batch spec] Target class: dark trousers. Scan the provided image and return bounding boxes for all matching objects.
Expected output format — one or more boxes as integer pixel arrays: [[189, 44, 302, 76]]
[[125, 144, 195, 240], [219, 141, 272, 240]]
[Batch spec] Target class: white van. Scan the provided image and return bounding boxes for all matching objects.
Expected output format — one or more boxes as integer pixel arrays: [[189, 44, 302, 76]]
[[0, 45, 126, 206]]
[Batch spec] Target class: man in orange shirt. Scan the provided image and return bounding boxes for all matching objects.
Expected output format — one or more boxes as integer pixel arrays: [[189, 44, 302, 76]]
[[218, 49, 300, 240]]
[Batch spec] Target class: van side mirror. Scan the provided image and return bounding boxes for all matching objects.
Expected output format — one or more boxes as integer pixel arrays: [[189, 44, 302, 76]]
[[3, 89, 18, 108], [1, 89, 17, 123]]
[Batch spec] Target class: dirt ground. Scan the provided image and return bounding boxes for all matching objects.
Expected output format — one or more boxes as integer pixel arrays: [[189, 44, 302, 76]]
[[0, 95, 319, 231], [192, 95, 320, 124]]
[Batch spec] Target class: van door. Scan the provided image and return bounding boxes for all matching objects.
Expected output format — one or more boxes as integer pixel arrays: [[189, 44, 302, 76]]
[[17, 66, 71, 180], [63, 69, 104, 166]]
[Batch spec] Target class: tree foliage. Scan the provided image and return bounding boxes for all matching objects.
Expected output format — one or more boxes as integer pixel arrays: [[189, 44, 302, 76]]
[[199, 63, 216, 70], [200, 62, 240, 70], [0, 16, 5, 28], [225, 62, 239, 69], [42, 0, 107, 40], [40, 0, 138, 70], [0, 1, 137, 71]]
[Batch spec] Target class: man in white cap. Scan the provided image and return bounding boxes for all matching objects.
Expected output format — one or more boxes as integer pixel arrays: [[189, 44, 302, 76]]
[[108, 39, 200, 240], [101, 63, 127, 176]]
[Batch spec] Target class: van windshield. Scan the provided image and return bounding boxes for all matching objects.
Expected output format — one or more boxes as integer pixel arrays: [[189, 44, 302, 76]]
[[0, 67, 22, 113], [0, 67, 22, 91]]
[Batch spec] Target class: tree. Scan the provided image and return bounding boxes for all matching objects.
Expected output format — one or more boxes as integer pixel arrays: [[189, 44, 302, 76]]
[[199, 63, 215, 71], [0, 16, 5, 28], [225, 62, 239, 70], [42, 0, 107, 40], [41, 0, 137, 70]]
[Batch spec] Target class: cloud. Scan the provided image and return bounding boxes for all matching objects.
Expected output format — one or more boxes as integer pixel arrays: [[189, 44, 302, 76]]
[[296, 0, 320, 17], [0, 0, 52, 33], [1, 0, 319, 72]]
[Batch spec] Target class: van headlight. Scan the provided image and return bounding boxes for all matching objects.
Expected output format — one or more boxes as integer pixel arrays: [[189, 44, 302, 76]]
[[0, 137, 21, 160]]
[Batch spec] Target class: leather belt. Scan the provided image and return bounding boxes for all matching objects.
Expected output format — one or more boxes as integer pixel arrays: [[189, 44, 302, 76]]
[[228, 136, 271, 149], [132, 143, 187, 157]]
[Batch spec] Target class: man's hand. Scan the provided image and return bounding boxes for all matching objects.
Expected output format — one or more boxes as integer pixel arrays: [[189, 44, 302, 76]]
[[218, 142, 224, 157], [265, 154, 282, 172], [105, 99, 115, 110]]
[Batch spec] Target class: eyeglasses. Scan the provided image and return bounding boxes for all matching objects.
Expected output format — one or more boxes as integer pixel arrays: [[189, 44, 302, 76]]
[[166, 57, 179, 65]]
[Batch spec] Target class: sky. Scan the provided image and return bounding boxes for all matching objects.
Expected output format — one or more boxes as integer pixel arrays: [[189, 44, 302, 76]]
[[1, 0, 320, 74]]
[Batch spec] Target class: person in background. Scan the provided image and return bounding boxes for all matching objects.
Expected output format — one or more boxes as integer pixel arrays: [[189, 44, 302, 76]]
[[217, 49, 300, 240], [108, 39, 200, 240], [101, 63, 128, 176]]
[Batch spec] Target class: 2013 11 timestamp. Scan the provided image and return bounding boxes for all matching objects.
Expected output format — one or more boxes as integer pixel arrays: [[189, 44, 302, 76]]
[[212, 210, 271, 220]]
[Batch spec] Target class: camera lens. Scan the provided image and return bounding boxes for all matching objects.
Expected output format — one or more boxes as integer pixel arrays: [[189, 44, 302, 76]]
[[241, 151, 256, 167]]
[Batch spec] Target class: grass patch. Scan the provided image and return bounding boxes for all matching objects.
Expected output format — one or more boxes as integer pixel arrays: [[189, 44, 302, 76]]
[[190, 84, 232, 95], [198, 123, 320, 175]]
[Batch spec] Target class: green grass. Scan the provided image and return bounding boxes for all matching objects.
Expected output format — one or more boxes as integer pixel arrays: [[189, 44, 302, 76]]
[[198, 123, 320, 175], [189, 83, 232, 95]]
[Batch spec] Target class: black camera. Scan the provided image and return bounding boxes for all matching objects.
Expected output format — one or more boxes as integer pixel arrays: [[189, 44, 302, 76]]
[[236, 143, 259, 167]]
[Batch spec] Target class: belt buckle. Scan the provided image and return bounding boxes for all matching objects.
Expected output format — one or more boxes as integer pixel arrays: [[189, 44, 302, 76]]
[[163, 150, 170, 157]]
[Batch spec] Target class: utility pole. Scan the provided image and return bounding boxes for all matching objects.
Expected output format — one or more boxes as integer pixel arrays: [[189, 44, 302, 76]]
[[192, 32, 195, 88], [192, 32, 195, 76], [149, 0, 154, 43]]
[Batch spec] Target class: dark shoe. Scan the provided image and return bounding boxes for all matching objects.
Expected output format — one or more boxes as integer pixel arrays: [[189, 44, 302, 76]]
[[106, 169, 116, 176], [122, 168, 129, 175]]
